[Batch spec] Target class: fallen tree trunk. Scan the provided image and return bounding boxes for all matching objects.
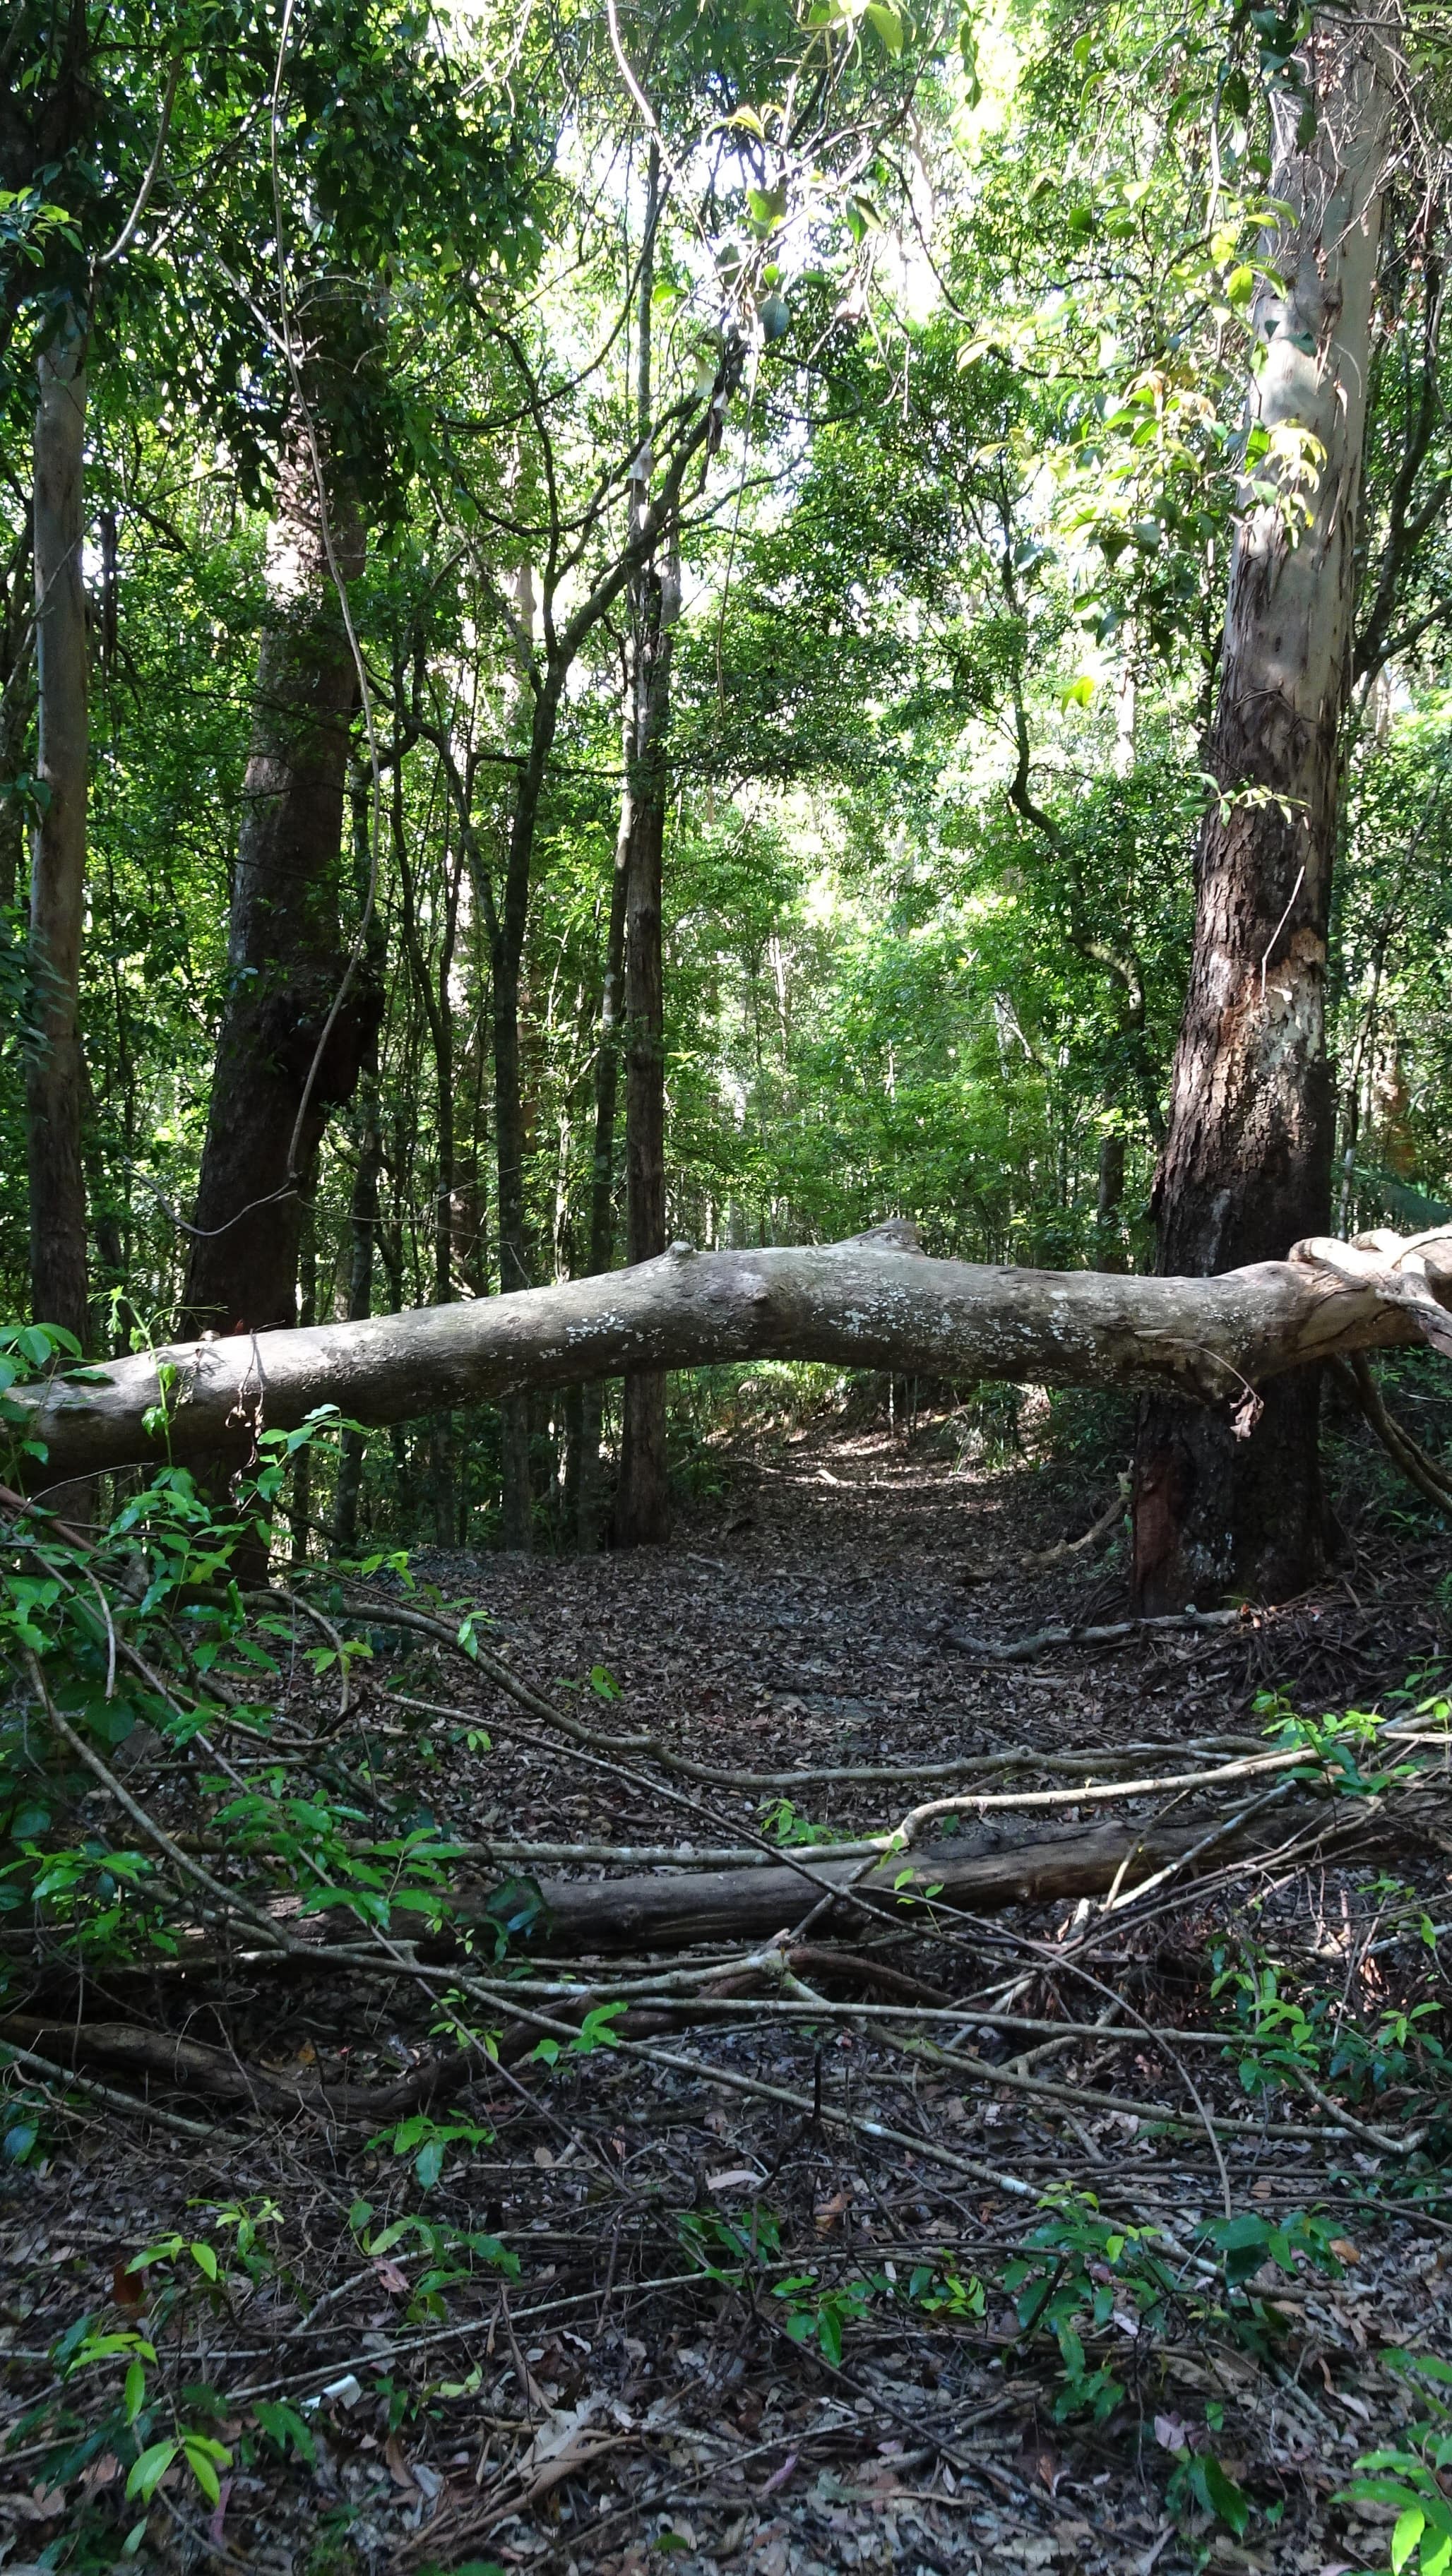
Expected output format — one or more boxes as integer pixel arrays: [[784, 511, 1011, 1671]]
[[13, 1220, 1452, 1483], [448, 1803, 1349, 1952]]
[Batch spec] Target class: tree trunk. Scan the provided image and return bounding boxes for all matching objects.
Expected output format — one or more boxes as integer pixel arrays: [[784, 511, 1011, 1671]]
[[0, 515, 34, 912], [333, 1080, 382, 1554], [180, 427, 376, 1339], [1135, 8, 1398, 1610], [288, 1163, 317, 1563], [1095, 1130, 1127, 1273], [27, 299, 90, 1348], [617, 577, 674, 1543], [618, 141, 673, 1548], [493, 566, 549, 1554], [396, 763, 460, 1544], [22, 1220, 1452, 1483], [575, 791, 631, 1550]]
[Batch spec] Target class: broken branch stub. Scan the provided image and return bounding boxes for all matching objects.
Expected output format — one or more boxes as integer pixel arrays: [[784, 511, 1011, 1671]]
[[11, 1220, 1452, 1481]]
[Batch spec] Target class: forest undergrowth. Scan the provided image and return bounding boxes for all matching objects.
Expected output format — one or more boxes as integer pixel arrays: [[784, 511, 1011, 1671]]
[[3, 1389, 1452, 2576]]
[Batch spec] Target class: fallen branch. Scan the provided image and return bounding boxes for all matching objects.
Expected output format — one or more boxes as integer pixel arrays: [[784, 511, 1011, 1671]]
[[1020, 1479, 1128, 1568], [941, 1606, 1247, 1663], [13, 1220, 1452, 1481]]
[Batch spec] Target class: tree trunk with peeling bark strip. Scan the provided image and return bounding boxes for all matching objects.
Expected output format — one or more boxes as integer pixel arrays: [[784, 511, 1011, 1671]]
[[1137, 8, 1400, 1609]]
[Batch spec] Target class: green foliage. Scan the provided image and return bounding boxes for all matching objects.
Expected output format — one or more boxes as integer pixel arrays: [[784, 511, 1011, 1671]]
[[1003, 2188, 1350, 2424], [678, 2201, 986, 2367], [1339, 2354, 1452, 2576], [757, 1795, 842, 1847]]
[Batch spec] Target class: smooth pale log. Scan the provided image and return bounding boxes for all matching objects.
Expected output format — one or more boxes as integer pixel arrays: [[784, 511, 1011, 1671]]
[[12, 1222, 1452, 1487]]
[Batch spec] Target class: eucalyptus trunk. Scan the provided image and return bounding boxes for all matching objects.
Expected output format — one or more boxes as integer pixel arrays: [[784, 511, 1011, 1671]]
[[1134, 8, 1398, 1609]]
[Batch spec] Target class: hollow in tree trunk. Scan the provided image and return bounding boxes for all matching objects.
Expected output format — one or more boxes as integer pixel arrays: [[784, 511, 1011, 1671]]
[[181, 427, 377, 1340], [27, 298, 90, 1348], [1134, 9, 1398, 1610]]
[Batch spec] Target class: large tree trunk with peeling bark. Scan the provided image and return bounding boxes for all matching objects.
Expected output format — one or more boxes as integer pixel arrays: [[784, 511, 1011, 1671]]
[[181, 427, 376, 1340], [16, 1220, 1452, 1485], [1136, 8, 1398, 1609]]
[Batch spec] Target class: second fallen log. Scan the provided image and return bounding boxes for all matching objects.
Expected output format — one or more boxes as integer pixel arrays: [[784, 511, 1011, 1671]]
[[452, 1806, 1340, 1954]]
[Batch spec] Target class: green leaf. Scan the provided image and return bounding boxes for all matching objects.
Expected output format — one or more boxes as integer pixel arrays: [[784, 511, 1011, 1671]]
[[1393, 2505, 1428, 2572], [1201, 2455, 1250, 2538], [126, 2436, 180, 2503], [864, 3, 904, 54], [181, 2432, 231, 2505], [746, 184, 788, 233]]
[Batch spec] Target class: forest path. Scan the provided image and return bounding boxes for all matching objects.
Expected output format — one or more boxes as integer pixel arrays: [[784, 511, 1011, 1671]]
[[416, 1406, 1430, 1810], [4, 1414, 1446, 2576]]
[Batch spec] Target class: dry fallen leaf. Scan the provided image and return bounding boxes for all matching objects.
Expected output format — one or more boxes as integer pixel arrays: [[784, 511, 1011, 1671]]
[[384, 2433, 417, 2492]]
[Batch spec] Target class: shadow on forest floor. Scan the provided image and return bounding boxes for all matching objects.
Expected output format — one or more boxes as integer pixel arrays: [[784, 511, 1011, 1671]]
[[3, 1409, 1451, 2576]]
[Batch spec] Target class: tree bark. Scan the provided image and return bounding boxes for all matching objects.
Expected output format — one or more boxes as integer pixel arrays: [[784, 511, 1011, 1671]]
[[180, 428, 376, 1339], [18, 1220, 1452, 1484], [1136, 8, 1399, 1610], [27, 298, 90, 1348]]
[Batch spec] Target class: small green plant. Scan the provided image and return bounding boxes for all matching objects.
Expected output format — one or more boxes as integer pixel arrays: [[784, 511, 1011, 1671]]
[[757, 1795, 840, 1846], [371, 2111, 492, 2191], [679, 2205, 984, 2366], [1004, 2191, 1179, 2421], [347, 2200, 518, 2325], [528, 2000, 626, 2066], [1338, 2352, 1452, 2576]]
